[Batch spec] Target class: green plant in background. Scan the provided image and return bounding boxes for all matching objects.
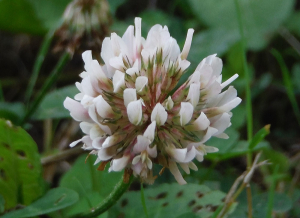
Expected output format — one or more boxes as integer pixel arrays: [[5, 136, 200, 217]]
[[0, 0, 300, 217]]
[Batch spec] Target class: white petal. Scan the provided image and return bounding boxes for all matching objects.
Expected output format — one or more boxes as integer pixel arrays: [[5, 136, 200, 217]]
[[221, 74, 239, 89], [180, 163, 190, 174], [92, 137, 106, 149], [97, 146, 117, 161], [183, 146, 197, 162], [135, 17, 142, 53], [209, 56, 223, 77], [179, 102, 194, 126], [151, 103, 168, 126], [133, 135, 150, 153], [127, 100, 143, 125], [219, 97, 242, 112], [64, 97, 91, 122], [211, 113, 231, 135], [147, 145, 157, 158], [135, 76, 148, 93], [188, 162, 198, 171], [193, 112, 210, 131], [113, 70, 125, 93], [143, 121, 156, 142], [204, 145, 219, 153], [169, 159, 187, 185], [187, 82, 200, 107], [79, 122, 93, 134], [132, 155, 141, 165], [110, 155, 130, 172], [200, 127, 218, 143], [94, 95, 114, 118], [168, 147, 187, 162], [146, 158, 153, 169], [70, 138, 82, 147], [123, 88, 137, 107], [181, 29, 194, 60], [90, 125, 106, 139]]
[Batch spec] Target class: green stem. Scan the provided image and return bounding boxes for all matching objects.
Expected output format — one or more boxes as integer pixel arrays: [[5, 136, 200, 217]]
[[20, 52, 71, 126], [25, 29, 55, 104], [234, 0, 253, 168], [141, 183, 149, 218], [267, 165, 279, 218], [71, 175, 134, 218]]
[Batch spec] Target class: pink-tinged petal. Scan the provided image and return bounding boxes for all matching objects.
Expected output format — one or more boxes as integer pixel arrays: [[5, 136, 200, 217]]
[[151, 103, 168, 126], [92, 136, 106, 149], [187, 82, 200, 107], [169, 159, 187, 185], [193, 112, 210, 131], [181, 29, 194, 60], [143, 121, 156, 142], [179, 102, 194, 126], [127, 100, 143, 125], [81, 95, 94, 108], [147, 145, 157, 158], [133, 135, 150, 153], [221, 74, 238, 89], [135, 76, 148, 93], [123, 88, 137, 107], [101, 38, 115, 78], [113, 70, 125, 93], [109, 155, 130, 172], [179, 163, 190, 174], [82, 50, 93, 72], [64, 97, 92, 122], [102, 134, 125, 148], [74, 93, 84, 101], [94, 95, 114, 118], [131, 161, 143, 175], [81, 136, 93, 150]]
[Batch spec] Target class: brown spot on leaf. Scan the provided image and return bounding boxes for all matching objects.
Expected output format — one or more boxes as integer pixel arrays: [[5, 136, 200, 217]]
[[192, 205, 203, 212], [28, 163, 33, 169], [121, 199, 128, 207], [0, 156, 3, 161], [196, 191, 204, 198], [0, 169, 6, 180], [188, 200, 196, 207], [16, 150, 26, 158], [162, 202, 168, 207], [1, 143, 10, 149], [176, 191, 183, 198], [117, 213, 125, 218], [155, 192, 167, 199]]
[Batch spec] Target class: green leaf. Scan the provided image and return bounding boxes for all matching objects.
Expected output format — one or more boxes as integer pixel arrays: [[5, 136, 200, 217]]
[[285, 11, 300, 37], [187, 0, 294, 50], [0, 0, 71, 35], [2, 187, 79, 218], [0, 102, 25, 125], [59, 154, 122, 217], [109, 183, 228, 218], [32, 85, 78, 120], [248, 125, 271, 150], [0, 119, 44, 210], [206, 129, 270, 161], [252, 192, 292, 217]]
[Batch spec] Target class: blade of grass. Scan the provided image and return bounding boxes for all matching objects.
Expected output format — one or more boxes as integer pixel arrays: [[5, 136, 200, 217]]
[[234, 0, 253, 167], [141, 183, 149, 218], [24, 29, 55, 104], [271, 49, 300, 126], [248, 124, 271, 150], [267, 165, 279, 218], [20, 52, 71, 126]]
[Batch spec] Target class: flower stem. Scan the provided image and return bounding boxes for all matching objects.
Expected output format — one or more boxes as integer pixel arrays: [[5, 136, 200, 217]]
[[20, 52, 71, 126], [24, 29, 55, 104], [267, 165, 279, 218], [71, 174, 134, 218], [141, 183, 149, 218], [234, 0, 253, 166]]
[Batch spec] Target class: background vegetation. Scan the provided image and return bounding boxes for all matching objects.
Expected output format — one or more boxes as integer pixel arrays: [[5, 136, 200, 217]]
[[0, 0, 300, 217]]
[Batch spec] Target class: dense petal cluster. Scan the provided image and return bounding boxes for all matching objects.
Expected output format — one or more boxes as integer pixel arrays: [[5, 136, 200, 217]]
[[64, 18, 241, 184]]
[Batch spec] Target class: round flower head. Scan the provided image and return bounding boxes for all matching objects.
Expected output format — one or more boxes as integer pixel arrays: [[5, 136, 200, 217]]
[[64, 17, 241, 184]]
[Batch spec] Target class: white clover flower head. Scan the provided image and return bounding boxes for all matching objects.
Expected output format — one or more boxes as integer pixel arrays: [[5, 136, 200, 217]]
[[64, 17, 241, 184]]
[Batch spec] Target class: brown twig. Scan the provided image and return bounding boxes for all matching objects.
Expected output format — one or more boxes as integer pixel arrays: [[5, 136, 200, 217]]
[[41, 146, 84, 165]]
